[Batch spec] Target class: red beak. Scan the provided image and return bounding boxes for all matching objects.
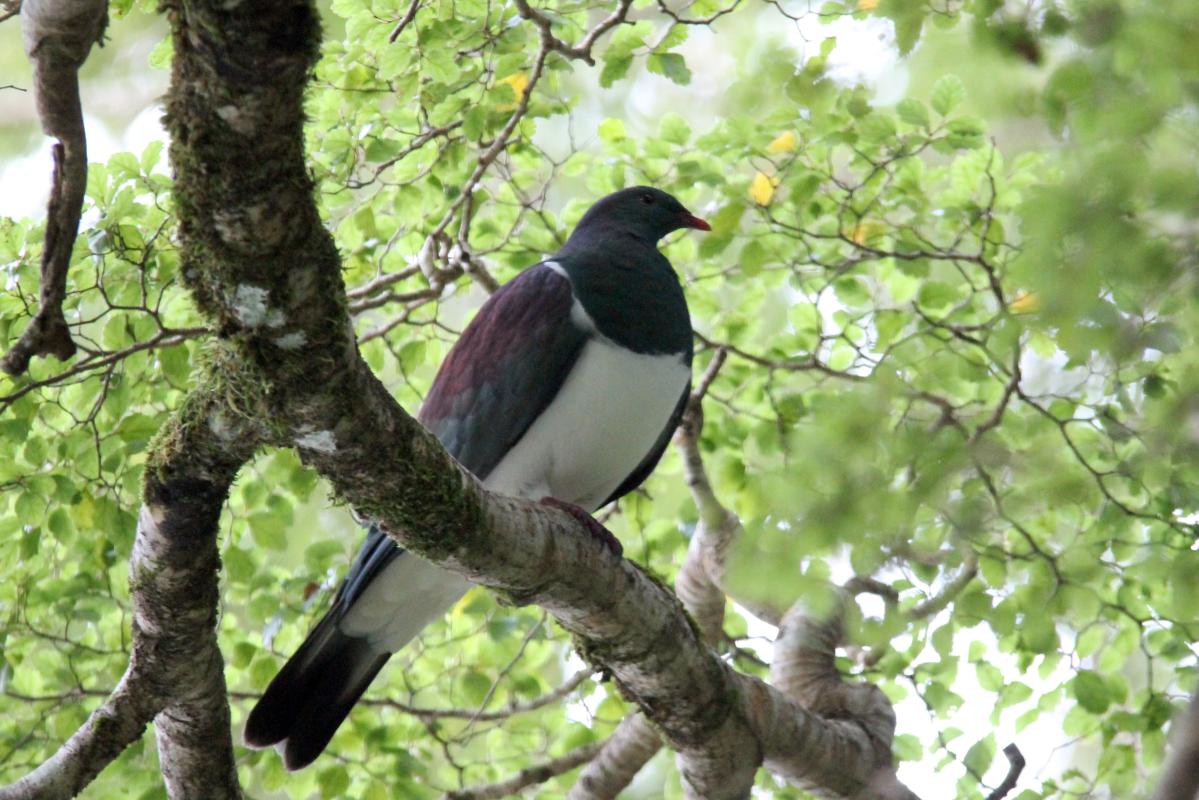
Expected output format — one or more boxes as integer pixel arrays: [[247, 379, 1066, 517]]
[[679, 211, 711, 231]]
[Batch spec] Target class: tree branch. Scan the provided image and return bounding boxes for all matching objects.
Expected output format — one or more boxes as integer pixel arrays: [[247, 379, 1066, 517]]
[[445, 740, 604, 800], [675, 349, 782, 627], [0, 675, 156, 800], [0, 0, 22, 24], [2, 0, 107, 375], [1151, 692, 1199, 800], [909, 552, 978, 620], [768, 597, 918, 800], [513, 0, 634, 67], [386, 0, 420, 42], [567, 715, 662, 800], [0, 381, 258, 799], [985, 744, 1025, 800]]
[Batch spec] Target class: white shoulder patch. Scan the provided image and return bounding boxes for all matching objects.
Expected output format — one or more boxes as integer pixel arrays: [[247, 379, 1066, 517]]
[[543, 260, 597, 335]]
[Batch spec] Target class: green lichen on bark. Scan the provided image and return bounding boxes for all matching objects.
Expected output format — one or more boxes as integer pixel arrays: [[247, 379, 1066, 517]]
[[161, 0, 344, 360], [306, 390, 490, 563], [143, 341, 266, 491]]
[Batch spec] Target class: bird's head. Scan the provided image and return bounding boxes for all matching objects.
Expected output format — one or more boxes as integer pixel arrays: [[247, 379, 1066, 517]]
[[571, 186, 710, 244]]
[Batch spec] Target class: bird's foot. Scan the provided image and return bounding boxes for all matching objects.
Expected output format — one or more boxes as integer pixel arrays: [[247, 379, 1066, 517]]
[[539, 497, 623, 558]]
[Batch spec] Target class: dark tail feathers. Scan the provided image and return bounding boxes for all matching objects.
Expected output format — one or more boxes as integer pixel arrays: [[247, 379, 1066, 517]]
[[244, 612, 389, 770]]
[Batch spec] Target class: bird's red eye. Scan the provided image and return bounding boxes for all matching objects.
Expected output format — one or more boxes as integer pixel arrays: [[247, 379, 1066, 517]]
[[640, 193, 654, 204]]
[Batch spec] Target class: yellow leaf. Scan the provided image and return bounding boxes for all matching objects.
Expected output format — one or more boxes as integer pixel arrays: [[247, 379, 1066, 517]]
[[749, 172, 777, 206], [766, 131, 797, 154], [451, 586, 482, 617], [848, 220, 886, 246], [72, 494, 95, 529], [495, 71, 528, 110], [858, 0, 879, 10], [1009, 290, 1041, 313]]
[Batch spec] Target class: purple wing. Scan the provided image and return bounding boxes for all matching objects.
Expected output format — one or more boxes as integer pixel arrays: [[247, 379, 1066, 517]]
[[419, 263, 588, 480]]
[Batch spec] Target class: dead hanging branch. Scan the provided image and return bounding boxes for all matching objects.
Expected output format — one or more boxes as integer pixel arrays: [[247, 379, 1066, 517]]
[[2, 0, 108, 376]]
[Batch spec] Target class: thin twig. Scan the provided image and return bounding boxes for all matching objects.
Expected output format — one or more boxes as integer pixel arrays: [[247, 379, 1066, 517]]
[[445, 740, 605, 800], [0, 328, 207, 407], [513, 0, 634, 66], [909, 553, 979, 620], [231, 669, 594, 722], [387, 0, 420, 42]]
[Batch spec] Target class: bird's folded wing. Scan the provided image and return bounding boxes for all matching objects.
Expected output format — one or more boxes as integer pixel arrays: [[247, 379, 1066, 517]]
[[419, 262, 590, 479], [333, 263, 589, 613]]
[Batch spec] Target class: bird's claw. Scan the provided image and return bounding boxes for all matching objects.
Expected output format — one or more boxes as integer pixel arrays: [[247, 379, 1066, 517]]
[[539, 497, 624, 557]]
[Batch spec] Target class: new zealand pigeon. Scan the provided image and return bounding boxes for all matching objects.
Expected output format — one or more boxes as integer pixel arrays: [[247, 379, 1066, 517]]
[[243, 186, 709, 769]]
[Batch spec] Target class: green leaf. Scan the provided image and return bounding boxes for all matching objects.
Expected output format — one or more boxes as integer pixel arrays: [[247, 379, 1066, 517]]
[[917, 281, 957, 311], [248, 512, 287, 551], [598, 118, 626, 143], [833, 276, 870, 307], [463, 106, 486, 141], [931, 74, 966, 116], [976, 662, 1004, 692], [139, 140, 164, 174], [708, 202, 745, 236], [224, 546, 255, 584], [1021, 613, 1058, 654], [740, 240, 768, 276], [599, 55, 633, 87], [460, 669, 492, 706], [659, 112, 691, 145], [962, 734, 996, 776], [1170, 552, 1199, 619], [317, 766, 350, 799], [1072, 670, 1111, 714], [647, 52, 691, 85], [859, 113, 896, 142], [897, 98, 929, 128], [148, 36, 173, 70]]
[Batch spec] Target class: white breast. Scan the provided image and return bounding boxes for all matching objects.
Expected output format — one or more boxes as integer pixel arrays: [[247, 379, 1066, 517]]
[[344, 339, 689, 650], [484, 339, 690, 512]]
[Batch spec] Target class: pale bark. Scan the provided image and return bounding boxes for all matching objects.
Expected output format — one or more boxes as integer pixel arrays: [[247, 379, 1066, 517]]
[[0, 397, 255, 799], [675, 351, 781, 626], [0, 675, 156, 800], [568, 715, 662, 800], [1151, 692, 1199, 800], [768, 601, 916, 800]]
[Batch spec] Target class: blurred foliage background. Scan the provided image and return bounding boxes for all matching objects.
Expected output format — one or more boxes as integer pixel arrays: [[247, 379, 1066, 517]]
[[1, 0, 1197, 797]]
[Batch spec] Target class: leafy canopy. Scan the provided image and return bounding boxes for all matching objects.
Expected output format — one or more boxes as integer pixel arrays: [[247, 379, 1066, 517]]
[[0, 0, 1197, 797]]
